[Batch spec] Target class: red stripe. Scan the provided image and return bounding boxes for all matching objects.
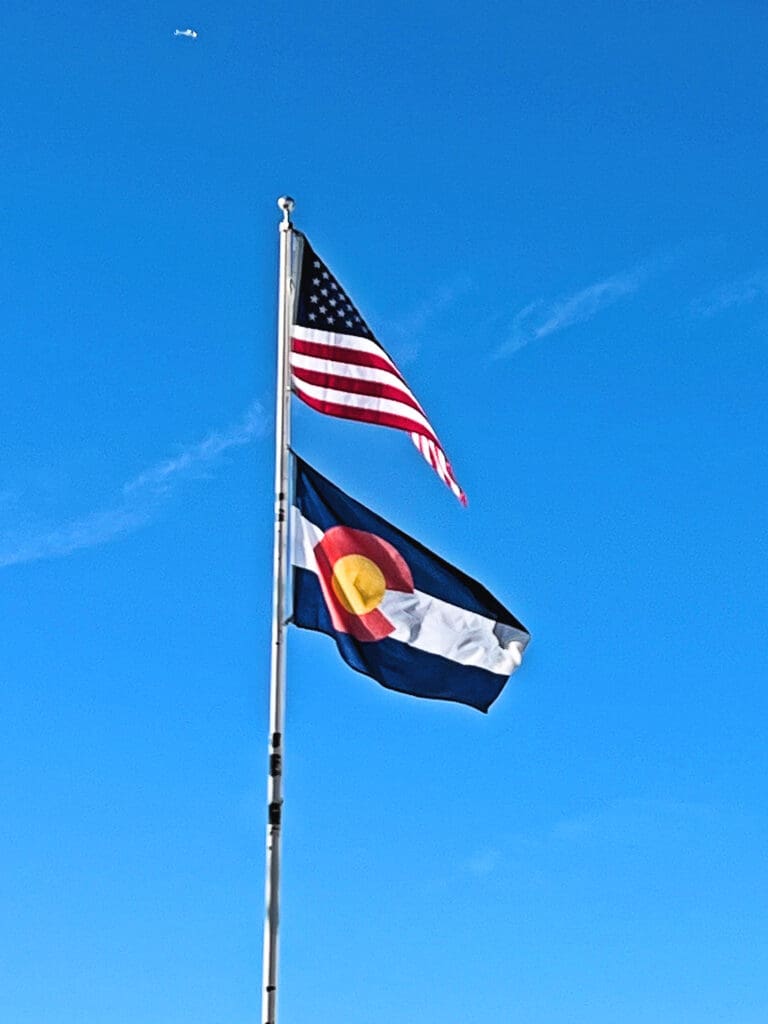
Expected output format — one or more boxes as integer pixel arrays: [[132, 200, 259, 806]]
[[291, 336, 407, 384], [293, 386, 438, 440], [290, 366, 426, 416]]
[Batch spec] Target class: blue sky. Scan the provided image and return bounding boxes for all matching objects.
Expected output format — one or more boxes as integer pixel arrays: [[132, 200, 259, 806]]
[[2, 2, 768, 1021]]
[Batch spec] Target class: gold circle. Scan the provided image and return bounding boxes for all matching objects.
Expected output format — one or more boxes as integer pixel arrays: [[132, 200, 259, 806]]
[[331, 554, 387, 615]]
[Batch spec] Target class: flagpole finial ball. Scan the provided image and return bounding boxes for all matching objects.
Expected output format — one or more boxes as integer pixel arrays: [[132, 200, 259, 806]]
[[277, 196, 295, 217]]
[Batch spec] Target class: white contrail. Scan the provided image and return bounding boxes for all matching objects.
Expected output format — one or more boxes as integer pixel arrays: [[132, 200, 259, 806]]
[[692, 268, 768, 317], [492, 262, 650, 359], [174, 28, 198, 39], [123, 402, 264, 495], [0, 402, 265, 569]]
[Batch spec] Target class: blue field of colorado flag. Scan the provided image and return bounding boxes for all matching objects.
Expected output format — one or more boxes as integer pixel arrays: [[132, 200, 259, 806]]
[[291, 459, 530, 712]]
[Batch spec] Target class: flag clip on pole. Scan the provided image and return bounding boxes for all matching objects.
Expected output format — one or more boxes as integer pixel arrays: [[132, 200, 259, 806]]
[[261, 195, 296, 1024]]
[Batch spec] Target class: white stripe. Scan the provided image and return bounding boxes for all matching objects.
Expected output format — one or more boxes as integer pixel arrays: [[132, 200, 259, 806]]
[[290, 351, 420, 401], [291, 510, 528, 676], [291, 508, 323, 573], [291, 377, 436, 437], [417, 435, 435, 467], [379, 590, 526, 675], [292, 325, 400, 372], [431, 442, 450, 479], [420, 436, 446, 483]]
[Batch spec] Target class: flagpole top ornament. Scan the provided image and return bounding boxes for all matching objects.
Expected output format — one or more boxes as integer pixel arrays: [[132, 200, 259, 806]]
[[278, 196, 295, 229]]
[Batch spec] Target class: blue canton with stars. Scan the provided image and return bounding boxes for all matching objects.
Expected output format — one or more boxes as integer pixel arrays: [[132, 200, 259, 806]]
[[294, 236, 373, 338]]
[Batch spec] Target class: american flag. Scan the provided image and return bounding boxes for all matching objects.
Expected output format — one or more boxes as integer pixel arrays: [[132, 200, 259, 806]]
[[290, 236, 467, 505]]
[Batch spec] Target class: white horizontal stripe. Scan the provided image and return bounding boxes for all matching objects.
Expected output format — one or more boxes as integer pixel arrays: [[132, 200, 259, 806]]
[[291, 507, 323, 573], [290, 351, 420, 402], [291, 510, 528, 676], [379, 590, 526, 675], [291, 377, 436, 437], [292, 325, 400, 371]]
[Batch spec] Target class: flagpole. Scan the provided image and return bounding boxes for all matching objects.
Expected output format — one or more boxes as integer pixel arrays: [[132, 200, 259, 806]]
[[261, 195, 295, 1024]]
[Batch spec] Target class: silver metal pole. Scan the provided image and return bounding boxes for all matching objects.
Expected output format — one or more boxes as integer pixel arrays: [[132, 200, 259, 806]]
[[261, 195, 296, 1024]]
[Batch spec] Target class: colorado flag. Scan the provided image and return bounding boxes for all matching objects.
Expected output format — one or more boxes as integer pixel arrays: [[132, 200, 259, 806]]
[[291, 459, 530, 712]]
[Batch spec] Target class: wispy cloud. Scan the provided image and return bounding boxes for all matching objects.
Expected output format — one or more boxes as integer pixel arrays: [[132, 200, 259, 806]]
[[465, 847, 503, 877], [552, 798, 718, 846], [0, 506, 155, 569], [493, 262, 650, 359], [0, 402, 266, 569], [380, 276, 473, 365], [691, 268, 768, 317], [124, 402, 265, 495]]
